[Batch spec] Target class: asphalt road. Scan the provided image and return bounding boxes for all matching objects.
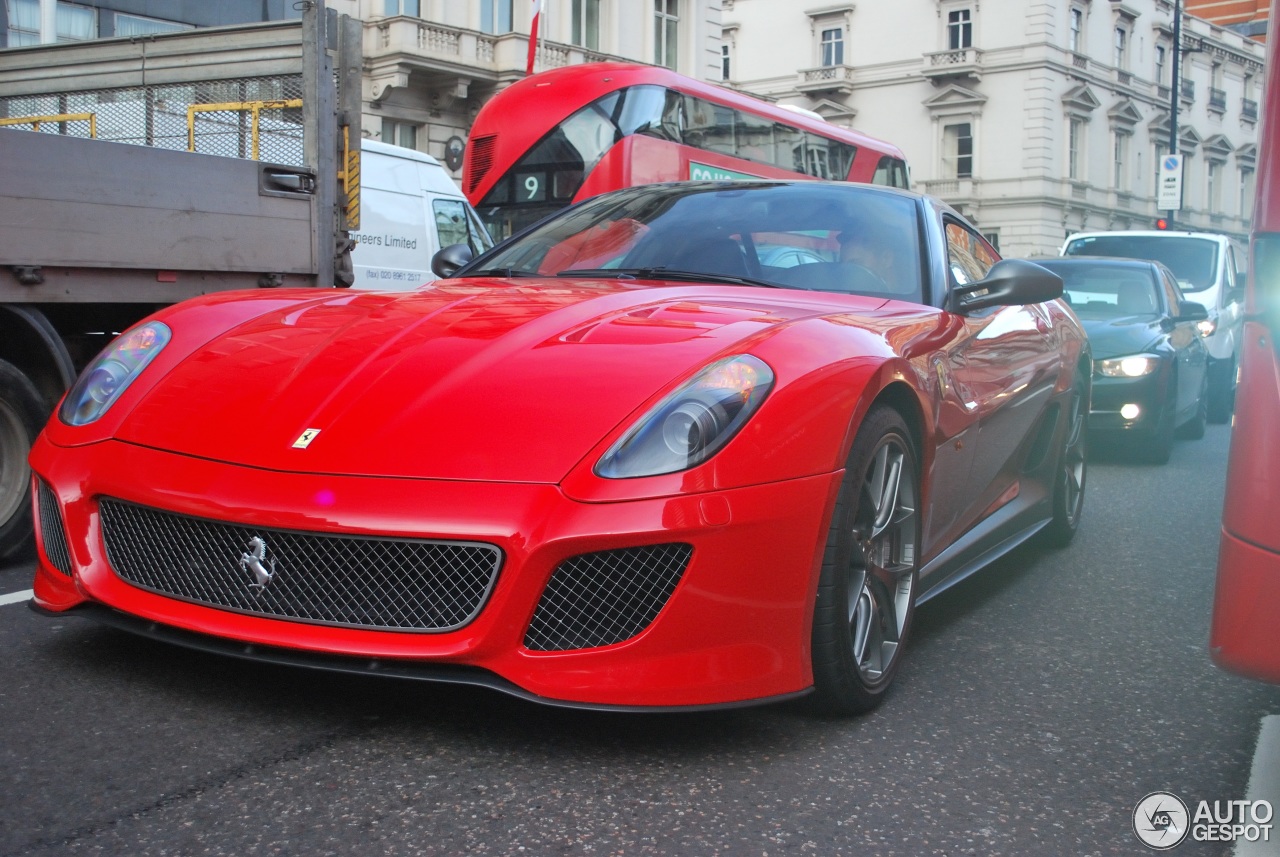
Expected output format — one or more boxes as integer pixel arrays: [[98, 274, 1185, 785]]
[[2, 423, 1277, 856]]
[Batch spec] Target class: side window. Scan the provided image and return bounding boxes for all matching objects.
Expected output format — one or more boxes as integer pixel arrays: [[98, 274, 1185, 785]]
[[945, 220, 997, 285], [435, 198, 494, 256], [1161, 269, 1183, 314]]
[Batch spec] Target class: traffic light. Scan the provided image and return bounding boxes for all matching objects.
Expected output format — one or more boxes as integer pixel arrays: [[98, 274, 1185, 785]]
[[1155, 217, 1171, 230]]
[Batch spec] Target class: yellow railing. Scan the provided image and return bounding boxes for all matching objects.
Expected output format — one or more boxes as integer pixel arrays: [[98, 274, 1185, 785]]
[[186, 98, 302, 160], [0, 112, 96, 137]]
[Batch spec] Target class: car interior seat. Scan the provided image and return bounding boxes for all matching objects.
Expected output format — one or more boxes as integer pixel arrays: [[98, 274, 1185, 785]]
[[1116, 279, 1157, 314], [668, 236, 749, 277]]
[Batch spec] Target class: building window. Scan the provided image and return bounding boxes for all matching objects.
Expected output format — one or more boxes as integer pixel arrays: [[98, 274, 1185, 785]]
[[5, 0, 40, 45], [115, 13, 191, 36], [654, 0, 678, 69], [1113, 132, 1130, 190], [56, 2, 96, 41], [481, 0, 513, 34], [943, 122, 973, 179], [1113, 27, 1127, 70], [948, 9, 973, 50], [1155, 45, 1167, 85], [1068, 118, 1084, 180], [1069, 7, 1083, 52], [820, 27, 844, 66], [571, 0, 600, 50], [1207, 160, 1223, 212], [721, 43, 730, 81], [1241, 167, 1256, 215], [381, 119, 417, 150], [383, 0, 420, 15]]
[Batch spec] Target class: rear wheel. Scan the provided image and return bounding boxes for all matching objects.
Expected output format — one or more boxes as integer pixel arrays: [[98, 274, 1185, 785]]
[[811, 405, 920, 715], [0, 359, 44, 560], [1042, 372, 1088, 547]]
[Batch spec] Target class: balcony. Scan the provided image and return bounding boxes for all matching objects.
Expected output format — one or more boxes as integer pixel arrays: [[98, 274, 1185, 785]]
[[1208, 87, 1227, 113], [1180, 78, 1195, 104], [797, 65, 855, 96], [364, 17, 613, 102], [1243, 98, 1259, 122], [922, 47, 984, 83]]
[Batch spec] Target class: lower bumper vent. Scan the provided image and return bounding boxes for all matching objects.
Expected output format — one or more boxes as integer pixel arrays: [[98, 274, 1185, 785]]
[[524, 543, 693, 652], [36, 480, 72, 576]]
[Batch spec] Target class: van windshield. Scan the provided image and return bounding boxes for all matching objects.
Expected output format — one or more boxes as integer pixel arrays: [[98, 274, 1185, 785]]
[[1063, 235, 1219, 290]]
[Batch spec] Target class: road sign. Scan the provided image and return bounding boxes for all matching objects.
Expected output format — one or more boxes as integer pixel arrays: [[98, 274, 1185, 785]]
[[1158, 154, 1184, 211]]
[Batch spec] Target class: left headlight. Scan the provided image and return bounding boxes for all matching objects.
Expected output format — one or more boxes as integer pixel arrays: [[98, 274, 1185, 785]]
[[595, 354, 775, 479], [1095, 354, 1160, 378], [59, 322, 172, 426]]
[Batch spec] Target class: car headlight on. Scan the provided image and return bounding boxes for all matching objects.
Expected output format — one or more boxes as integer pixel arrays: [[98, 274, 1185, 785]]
[[1196, 317, 1218, 337], [596, 355, 774, 479], [59, 322, 172, 426], [1096, 354, 1159, 378]]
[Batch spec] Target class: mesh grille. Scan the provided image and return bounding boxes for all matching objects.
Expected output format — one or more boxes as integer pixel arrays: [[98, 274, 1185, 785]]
[[467, 134, 496, 192], [524, 544, 693, 652], [36, 481, 72, 576], [99, 499, 502, 632], [0, 76, 305, 164]]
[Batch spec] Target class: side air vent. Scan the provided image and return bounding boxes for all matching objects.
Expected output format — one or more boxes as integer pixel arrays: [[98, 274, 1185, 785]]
[[36, 480, 72, 576], [524, 544, 693, 652]]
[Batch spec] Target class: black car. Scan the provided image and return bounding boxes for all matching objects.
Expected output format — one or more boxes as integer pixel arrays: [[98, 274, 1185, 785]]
[[1033, 256, 1209, 464]]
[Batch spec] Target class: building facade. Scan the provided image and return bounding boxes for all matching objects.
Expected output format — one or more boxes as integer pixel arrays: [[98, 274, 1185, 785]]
[[1185, 0, 1269, 41], [724, 0, 1265, 257], [1, 0, 724, 179]]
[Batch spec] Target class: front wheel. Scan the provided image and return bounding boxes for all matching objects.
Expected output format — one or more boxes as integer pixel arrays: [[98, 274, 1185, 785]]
[[811, 405, 920, 715], [1042, 372, 1088, 547]]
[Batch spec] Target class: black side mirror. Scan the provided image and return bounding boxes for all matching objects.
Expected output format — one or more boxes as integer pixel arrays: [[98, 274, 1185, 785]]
[[1178, 300, 1210, 321], [431, 243, 474, 279], [951, 259, 1064, 314]]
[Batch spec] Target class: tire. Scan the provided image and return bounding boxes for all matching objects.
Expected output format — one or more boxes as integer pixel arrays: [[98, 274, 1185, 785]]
[[1207, 355, 1236, 424], [1176, 372, 1208, 440], [1042, 372, 1088, 547], [0, 358, 45, 560], [811, 405, 920, 715], [1140, 400, 1175, 465]]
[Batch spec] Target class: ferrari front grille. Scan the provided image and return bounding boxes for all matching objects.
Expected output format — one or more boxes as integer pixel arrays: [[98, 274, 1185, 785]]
[[36, 480, 72, 576], [523, 544, 693, 652], [99, 499, 502, 632]]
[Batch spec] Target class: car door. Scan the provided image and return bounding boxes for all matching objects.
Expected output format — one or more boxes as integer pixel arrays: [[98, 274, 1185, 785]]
[[933, 220, 1064, 547]]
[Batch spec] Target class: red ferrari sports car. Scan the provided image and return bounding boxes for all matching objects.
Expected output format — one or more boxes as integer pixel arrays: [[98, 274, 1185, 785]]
[[29, 181, 1089, 714]]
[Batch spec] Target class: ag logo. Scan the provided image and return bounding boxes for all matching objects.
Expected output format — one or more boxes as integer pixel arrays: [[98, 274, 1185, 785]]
[[1134, 791, 1190, 850]]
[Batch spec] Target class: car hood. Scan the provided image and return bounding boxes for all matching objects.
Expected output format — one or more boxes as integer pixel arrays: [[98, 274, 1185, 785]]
[[1078, 316, 1164, 360], [117, 280, 887, 483]]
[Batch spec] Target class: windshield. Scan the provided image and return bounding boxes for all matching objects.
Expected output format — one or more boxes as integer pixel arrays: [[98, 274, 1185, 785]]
[[1036, 262, 1160, 318], [1063, 235, 1218, 290], [462, 183, 925, 302]]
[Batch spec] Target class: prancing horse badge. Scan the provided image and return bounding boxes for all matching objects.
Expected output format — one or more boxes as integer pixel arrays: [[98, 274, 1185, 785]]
[[292, 428, 321, 449]]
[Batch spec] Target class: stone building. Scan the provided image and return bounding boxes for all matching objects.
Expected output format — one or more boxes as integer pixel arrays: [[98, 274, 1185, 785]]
[[723, 0, 1266, 256]]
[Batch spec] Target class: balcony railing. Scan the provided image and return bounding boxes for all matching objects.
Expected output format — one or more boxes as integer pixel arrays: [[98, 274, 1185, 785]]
[[1243, 98, 1259, 121], [1180, 78, 1195, 101], [1209, 87, 1227, 111], [797, 64, 855, 95], [922, 47, 984, 81]]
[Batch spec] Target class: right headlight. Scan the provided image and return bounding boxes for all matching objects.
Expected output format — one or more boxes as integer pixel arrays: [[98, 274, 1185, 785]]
[[59, 322, 171, 426], [1096, 354, 1160, 378], [595, 355, 774, 479]]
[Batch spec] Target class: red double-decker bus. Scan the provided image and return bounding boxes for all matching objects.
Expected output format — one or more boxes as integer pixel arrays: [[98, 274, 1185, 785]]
[[1210, 0, 1280, 684], [463, 62, 910, 240]]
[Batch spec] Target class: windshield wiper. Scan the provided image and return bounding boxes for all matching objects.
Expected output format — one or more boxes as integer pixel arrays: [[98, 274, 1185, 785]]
[[459, 267, 543, 278], [556, 267, 782, 289]]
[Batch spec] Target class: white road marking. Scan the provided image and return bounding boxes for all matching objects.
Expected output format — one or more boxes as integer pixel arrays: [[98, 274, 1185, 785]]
[[0, 589, 33, 607], [1235, 715, 1280, 857]]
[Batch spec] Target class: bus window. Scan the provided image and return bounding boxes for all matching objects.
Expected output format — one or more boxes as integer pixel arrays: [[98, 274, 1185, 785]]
[[873, 156, 910, 189]]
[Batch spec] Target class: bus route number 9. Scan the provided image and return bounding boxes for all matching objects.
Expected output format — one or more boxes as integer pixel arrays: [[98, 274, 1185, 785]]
[[515, 172, 547, 202]]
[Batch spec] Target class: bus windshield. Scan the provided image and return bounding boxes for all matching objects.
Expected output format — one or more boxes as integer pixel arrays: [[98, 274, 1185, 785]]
[[1063, 235, 1219, 290]]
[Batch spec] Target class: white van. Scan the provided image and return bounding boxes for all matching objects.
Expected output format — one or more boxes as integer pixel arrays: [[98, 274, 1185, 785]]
[[351, 139, 493, 290], [1061, 229, 1246, 422]]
